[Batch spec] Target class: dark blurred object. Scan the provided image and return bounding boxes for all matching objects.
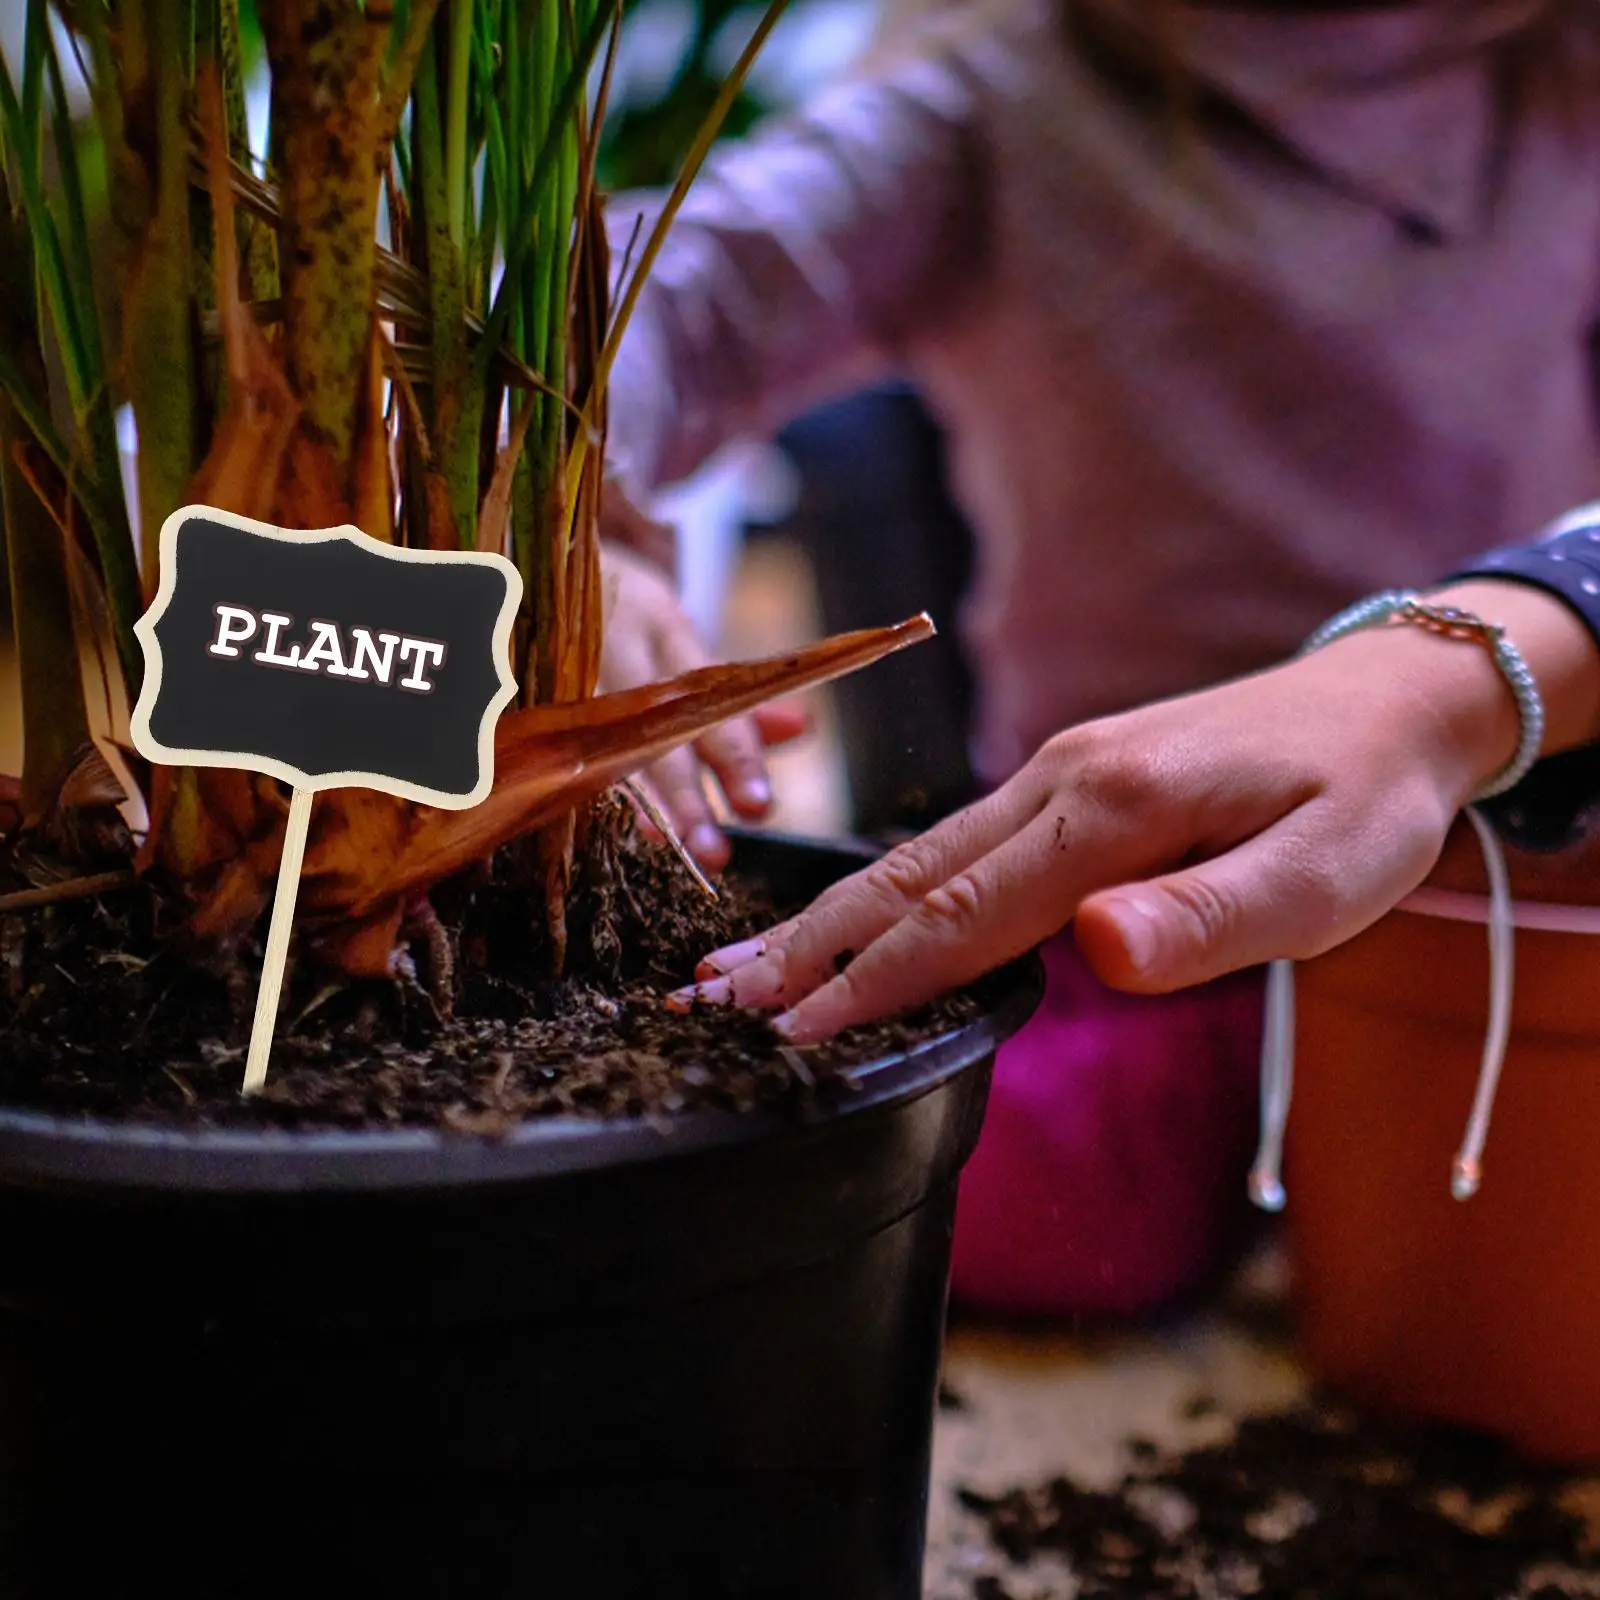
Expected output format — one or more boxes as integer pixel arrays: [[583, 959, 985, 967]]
[[769, 384, 978, 837]]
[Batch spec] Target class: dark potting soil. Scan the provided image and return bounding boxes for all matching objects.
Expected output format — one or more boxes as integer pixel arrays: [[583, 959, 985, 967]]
[[958, 1399, 1599, 1599], [0, 812, 990, 1131]]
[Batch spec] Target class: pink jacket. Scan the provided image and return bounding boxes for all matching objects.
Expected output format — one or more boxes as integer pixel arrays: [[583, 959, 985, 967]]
[[606, 1, 1600, 782]]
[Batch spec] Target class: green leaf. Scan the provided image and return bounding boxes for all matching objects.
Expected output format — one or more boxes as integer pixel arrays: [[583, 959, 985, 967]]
[[42, 20, 104, 373], [21, 0, 46, 143], [38, 2, 128, 585], [0, 31, 140, 697], [472, 0, 614, 396], [0, 154, 93, 816], [1, 395, 94, 819], [0, 44, 94, 416], [0, 343, 71, 485]]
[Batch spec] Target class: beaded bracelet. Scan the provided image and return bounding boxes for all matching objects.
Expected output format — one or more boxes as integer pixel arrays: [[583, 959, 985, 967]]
[[1301, 588, 1545, 802]]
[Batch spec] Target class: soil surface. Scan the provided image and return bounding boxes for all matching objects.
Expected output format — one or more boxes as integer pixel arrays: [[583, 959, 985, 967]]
[[0, 810, 991, 1130], [956, 1398, 1600, 1599]]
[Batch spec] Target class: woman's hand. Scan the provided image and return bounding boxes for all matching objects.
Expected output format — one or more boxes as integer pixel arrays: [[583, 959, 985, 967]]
[[600, 540, 808, 869], [669, 580, 1600, 1041]]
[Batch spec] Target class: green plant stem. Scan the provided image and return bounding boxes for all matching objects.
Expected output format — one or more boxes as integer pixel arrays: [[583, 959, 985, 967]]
[[377, 0, 445, 143], [510, 421, 540, 697], [121, 0, 200, 575], [261, 0, 389, 475], [443, 0, 472, 252], [412, 28, 473, 546]]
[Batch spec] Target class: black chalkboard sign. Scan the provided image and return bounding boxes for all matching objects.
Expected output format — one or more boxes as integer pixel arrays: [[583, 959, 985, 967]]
[[131, 508, 521, 809], [130, 507, 522, 1094]]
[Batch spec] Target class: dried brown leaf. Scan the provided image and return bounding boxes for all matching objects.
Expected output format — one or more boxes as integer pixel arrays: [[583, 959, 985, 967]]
[[476, 398, 537, 557], [331, 614, 935, 921], [56, 743, 127, 810], [352, 319, 395, 542]]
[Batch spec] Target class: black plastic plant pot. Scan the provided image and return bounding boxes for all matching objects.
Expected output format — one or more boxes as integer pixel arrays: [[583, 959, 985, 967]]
[[0, 833, 1042, 1600]]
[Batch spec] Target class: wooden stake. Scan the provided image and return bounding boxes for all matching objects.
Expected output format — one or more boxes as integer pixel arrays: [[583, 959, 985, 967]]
[[243, 786, 315, 1095]]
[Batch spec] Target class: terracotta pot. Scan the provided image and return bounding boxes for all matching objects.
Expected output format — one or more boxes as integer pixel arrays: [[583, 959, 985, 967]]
[[1286, 821, 1600, 1462]]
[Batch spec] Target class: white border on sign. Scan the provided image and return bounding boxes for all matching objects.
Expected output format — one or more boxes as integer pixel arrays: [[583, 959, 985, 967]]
[[129, 505, 525, 812]]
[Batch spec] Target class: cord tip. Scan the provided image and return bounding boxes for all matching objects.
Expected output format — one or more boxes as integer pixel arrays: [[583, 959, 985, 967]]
[[1249, 1167, 1286, 1213], [1451, 1155, 1481, 1202]]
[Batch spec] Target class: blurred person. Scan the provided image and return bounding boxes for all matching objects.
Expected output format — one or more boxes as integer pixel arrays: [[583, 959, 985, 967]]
[[598, 0, 1600, 1317]]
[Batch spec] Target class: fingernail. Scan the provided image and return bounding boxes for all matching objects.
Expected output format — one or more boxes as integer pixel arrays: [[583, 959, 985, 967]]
[[688, 824, 724, 862], [771, 1009, 824, 1044], [700, 936, 766, 977], [735, 775, 772, 811], [1109, 895, 1161, 974], [667, 975, 734, 1010]]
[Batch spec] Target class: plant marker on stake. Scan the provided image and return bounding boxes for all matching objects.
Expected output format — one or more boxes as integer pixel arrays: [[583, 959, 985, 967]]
[[244, 786, 314, 1094], [130, 506, 522, 1094]]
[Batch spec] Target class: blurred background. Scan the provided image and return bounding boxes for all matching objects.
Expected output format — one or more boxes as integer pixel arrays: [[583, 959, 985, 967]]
[[0, 0, 981, 842], [588, 0, 982, 845]]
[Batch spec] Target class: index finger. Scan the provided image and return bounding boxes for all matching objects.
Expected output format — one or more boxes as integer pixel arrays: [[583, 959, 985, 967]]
[[770, 805, 1083, 1042], [694, 714, 775, 819], [684, 777, 1052, 1013]]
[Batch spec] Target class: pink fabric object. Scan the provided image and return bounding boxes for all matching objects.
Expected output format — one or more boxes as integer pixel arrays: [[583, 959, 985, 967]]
[[949, 933, 1265, 1319]]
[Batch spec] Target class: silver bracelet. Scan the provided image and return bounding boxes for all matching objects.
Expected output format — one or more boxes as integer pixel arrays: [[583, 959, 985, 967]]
[[1302, 588, 1545, 802]]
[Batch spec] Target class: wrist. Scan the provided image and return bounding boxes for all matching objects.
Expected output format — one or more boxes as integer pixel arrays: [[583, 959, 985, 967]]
[[1419, 579, 1600, 775], [1357, 620, 1521, 808], [1313, 579, 1600, 808]]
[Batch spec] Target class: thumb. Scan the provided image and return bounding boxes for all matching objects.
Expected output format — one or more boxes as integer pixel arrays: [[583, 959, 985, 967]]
[[1074, 827, 1350, 994]]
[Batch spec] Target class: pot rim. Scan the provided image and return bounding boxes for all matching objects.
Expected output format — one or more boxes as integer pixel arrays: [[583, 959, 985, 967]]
[[0, 831, 1045, 1195], [1398, 886, 1600, 935], [0, 979, 1040, 1195]]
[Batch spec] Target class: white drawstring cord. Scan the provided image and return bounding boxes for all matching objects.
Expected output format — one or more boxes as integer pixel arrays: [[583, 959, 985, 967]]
[[1452, 806, 1515, 1200], [1245, 584, 1544, 1212], [1248, 804, 1517, 1211], [1247, 958, 1293, 1213]]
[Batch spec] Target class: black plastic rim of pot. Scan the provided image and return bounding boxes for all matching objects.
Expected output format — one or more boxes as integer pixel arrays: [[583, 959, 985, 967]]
[[0, 830, 1045, 1196]]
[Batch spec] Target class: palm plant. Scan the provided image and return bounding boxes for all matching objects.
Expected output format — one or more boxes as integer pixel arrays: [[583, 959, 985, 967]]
[[0, 0, 923, 1001]]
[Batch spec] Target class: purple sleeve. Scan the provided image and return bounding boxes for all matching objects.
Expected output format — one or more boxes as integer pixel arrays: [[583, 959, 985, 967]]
[[602, 48, 993, 502], [1449, 504, 1600, 851]]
